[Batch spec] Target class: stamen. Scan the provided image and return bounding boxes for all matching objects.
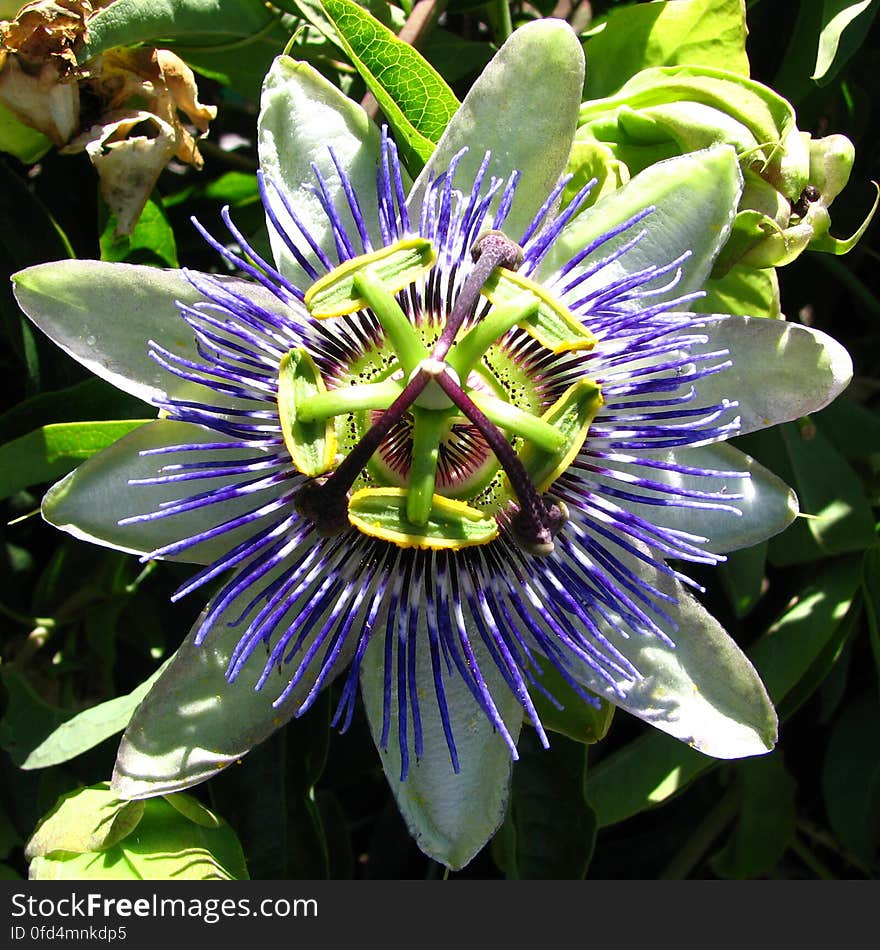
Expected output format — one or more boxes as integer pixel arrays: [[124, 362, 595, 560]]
[[431, 369, 567, 555], [431, 230, 524, 360]]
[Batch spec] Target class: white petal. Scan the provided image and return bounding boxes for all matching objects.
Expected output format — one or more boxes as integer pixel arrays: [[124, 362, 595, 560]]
[[42, 420, 286, 564], [551, 543, 777, 758], [112, 552, 356, 797], [406, 19, 584, 240], [588, 442, 798, 553], [258, 57, 387, 285], [359, 615, 523, 870], [691, 315, 854, 434], [13, 260, 293, 406]]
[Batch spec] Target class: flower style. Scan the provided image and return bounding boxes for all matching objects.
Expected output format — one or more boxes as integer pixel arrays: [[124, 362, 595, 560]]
[[12, 21, 853, 868]]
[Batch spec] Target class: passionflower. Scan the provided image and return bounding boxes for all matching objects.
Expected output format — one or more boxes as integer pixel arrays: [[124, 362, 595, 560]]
[[12, 22, 853, 868]]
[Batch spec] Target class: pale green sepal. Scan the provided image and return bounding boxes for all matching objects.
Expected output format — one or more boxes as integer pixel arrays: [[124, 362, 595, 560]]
[[406, 19, 584, 241], [690, 315, 853, 435], [539, 145, 743, 308], [348, 487, 498, 549], [606, 442, 798, 554], [112, 558, 358, 798], [42, 420, 283, 565], [808, 182, 879, 255], [556, 539, 777, 758], [516, 380, 603, 492], [482, 268, 596, 353], [258, 57, 390, 288], [359, 613, 523, 869], [277, 348, 336, 477], [304, 238, 436, 318], [12, 260, 293, 408]]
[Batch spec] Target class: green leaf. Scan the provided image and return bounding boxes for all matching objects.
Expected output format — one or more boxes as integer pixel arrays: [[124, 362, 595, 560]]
[[583, 0, 750, 99], [822, 693, 880, 862], [740, 423, 876, 566], [0, 378, 148, 446], [0, 420, 149, 501], [81, 0, 276, 61], [28, 789, 248, 880], [710, 753, 797, 879], [500, 731, 596, 879], [0, 159, 73, 389], [26, 785, 146, 858], [863, 546, 880, 683], [718, 541, 768, 619], [812, 0, 880, 83], [0, 670, 75, 768], [586, 556, 861, 828], [99, 193, 179, 268], [319, 0, 459, 170], [18, 659, 173, 770]]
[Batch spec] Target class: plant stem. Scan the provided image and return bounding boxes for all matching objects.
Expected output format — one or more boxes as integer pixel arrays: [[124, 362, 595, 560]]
[[658, 788, 739, 879]]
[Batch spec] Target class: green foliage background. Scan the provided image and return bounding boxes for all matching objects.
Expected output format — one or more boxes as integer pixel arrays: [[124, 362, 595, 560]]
[[0, 0, 878, 879]]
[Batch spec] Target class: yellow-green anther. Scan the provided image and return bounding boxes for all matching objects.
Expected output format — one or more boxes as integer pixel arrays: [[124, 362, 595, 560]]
[[351, 270, 429, 376], [469, 393, 567, 453], [296, 379, 403, 423], [482, 268, 596, 354], [515, 379, 604, 492], [348, 488, 498, 550], [406, 407, 449, 526], [446, 294, 539, 379], [304, 237, 436, 318], [278, 348, 337, 477]]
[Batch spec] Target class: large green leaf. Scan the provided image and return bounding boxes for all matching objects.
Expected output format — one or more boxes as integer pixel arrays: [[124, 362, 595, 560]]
[[740, 423, 876, 566], [822, 693, 880, 863], [812, 0, 880, 83], [80, 0, 276, 60], [497, 731, 596, 879], [582, 0, 750, 99], [710, 753, 797, 879], [28, 786, 248, 880], [319, 0, 459, 170], [18, 659, 173, 770]]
